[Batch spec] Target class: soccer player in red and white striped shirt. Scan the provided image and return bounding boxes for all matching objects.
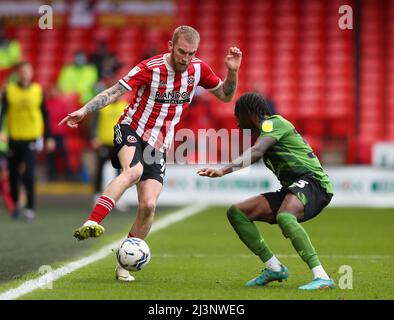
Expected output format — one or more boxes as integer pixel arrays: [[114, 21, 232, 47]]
[[59, 26, 242, 281]]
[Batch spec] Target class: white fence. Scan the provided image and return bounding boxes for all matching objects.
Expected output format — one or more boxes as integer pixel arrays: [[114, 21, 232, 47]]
[[104, 163, 394, 208]]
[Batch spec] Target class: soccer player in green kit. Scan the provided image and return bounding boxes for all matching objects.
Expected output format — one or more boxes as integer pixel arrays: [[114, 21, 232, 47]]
[[198, 92, 335, 290]]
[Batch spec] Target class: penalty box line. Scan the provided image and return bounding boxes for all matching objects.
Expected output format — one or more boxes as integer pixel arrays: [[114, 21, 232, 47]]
[[0, 203, 209, 300]]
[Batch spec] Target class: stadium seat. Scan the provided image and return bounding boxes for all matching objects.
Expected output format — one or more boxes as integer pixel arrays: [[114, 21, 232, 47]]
[[328, 118, 354, 138], [356, 137, 374, 164], [6, 0, 388, 168]]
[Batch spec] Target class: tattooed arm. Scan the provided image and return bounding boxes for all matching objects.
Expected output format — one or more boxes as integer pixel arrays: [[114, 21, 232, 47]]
[[212, 47, 242, 103], [85, 83, 127, 113], [58, 82, 127, 128]]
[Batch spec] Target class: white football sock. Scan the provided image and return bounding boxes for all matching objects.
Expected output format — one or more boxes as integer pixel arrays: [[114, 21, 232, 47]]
[[265, 255, 282, 272], [84, 220, 98, 226], [312, 265, 330, 280]]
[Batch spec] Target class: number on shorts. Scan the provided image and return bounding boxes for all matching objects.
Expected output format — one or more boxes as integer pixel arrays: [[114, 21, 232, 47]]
[[293, 179, 309, 188]]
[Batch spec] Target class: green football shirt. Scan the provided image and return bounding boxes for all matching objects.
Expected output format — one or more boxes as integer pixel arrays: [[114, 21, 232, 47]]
[[259, 115, 333, 194]]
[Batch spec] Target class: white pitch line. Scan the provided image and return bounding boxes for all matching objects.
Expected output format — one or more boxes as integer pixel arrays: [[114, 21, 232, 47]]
[[152, 253, 392, 260], [0, 203, 209, 300]]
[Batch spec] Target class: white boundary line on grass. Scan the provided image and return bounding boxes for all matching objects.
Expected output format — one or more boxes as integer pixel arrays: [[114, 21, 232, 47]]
[[0, 203, 209, 300], [152, 253, 392, 260]]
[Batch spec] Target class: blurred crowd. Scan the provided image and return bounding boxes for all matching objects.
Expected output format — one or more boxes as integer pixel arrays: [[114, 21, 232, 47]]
[[0, 22, 144, 218]]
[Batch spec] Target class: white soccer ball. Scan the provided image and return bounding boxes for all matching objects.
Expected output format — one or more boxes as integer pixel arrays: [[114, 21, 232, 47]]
[[116, 237, 151, 271]]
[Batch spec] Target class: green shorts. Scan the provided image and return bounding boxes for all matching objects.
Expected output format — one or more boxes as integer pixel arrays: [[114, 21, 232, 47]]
[[262, 176, 333, 223]]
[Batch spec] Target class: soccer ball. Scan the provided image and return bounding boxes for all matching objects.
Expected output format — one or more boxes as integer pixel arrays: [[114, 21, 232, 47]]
[[116, 237, 151, 271]]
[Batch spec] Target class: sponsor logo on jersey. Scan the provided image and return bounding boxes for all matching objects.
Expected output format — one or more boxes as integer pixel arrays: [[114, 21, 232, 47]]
[[155, 90, 191, 104], [159, 80, 167, 87], [262, 120, 273, 132], [127, 135, 137, 144]]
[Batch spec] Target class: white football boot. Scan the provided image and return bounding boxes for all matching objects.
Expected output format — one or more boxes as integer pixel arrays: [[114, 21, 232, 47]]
[[115, 264, 135, 282]]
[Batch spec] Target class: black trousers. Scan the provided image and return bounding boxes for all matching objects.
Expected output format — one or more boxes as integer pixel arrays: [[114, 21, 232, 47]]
[[94, 145, 117, 194], [46, 134, 73, 180], [8, 139, 37, 210]]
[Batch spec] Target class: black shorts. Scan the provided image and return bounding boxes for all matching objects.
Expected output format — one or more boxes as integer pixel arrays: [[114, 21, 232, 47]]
[[262, 176, 333, 223], [111, 124, 166, 184]]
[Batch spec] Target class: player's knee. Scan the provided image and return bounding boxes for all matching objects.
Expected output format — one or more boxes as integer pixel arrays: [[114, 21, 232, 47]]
[[227, 205, 250, 225], [226, 205, 238, 222], [276, 212, 297, 236], [276, 212, 296, 223], [121, 164, 143, 186], [139, 199, 157, 216]]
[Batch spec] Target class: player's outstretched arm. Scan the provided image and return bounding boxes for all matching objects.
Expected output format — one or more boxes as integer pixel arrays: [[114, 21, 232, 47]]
[[212, 47, 242, 102], [58, 82, 128, 128], [198, 136, 276, 178]]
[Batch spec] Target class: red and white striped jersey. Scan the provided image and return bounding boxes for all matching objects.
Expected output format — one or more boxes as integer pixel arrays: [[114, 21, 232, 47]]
[[118, 53, 222, 152]]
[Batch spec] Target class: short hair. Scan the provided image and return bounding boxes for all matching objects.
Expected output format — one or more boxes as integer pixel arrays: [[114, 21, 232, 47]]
[[172, 25, 200, 45], [14, 61, 31, 71], [234, 92, 272, 121]]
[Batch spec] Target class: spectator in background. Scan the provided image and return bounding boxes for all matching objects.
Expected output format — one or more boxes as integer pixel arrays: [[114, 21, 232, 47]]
[[91, 69, 126, 202], [45, 86, 75, 181], [100, 55, 122, 84], [69, 0, 95, 28], [58, 51, 98, 105], [91, 40, 122, 80], [140, 28, 162, 61], [0, 21, 22, 86], [0, 122, 15, 215], [91, 40, 110, 79], [141, 44, 159, 61], [0, 61, 55, 221]]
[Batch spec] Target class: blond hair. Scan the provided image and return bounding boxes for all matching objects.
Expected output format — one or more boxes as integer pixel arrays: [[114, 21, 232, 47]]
[[172, 25, 200, 45]]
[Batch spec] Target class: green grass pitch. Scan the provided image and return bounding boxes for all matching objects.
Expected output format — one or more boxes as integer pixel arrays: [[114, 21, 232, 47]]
[[0, 204, 393, 300]]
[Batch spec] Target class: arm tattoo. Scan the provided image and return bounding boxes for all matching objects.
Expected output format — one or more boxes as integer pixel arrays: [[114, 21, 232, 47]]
[[85, 83, 127, 113], [222, 79, 236, 96]]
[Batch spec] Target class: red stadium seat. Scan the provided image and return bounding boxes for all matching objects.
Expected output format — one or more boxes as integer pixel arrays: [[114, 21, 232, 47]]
[[356, 138, 374, 164], [6, 0, 389, 167]]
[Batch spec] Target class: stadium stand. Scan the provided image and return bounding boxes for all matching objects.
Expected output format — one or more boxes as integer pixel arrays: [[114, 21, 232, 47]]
[[1, 0, 393, 169]]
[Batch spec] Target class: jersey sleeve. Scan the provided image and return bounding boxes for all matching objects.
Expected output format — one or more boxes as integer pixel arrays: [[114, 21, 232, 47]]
[[118, 62, 150, 91], [259, 116, 292, 141], [198, 61, 222, 91]]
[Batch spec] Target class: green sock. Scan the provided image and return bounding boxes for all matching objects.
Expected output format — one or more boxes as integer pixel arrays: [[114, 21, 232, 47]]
[[276, 212, 321, 269], [227, 205, 273, 263]]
